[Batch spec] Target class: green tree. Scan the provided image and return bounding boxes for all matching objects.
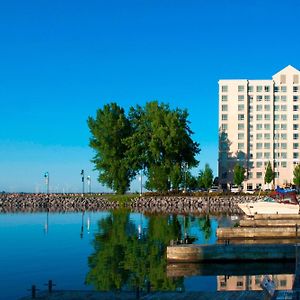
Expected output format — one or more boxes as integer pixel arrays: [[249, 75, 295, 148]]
[[87, 103, 134, 194], [125, 101, 200, 192], [233, 164, 245, 187], [265, 161, 275, 185], [294, 164, 300, 187], [198, 164, 213, 189]]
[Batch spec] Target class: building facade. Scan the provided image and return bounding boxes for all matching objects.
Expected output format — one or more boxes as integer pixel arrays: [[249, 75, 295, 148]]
[[218, 65, 300, 191]]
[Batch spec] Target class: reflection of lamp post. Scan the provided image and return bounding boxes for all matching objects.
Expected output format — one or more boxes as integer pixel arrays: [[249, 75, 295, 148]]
[[44, 210, 49, 234], [44, 172, 49, 194], [80, 211, 85, 239], [80, 170, 85, 195], [87, 176, 91, 194]]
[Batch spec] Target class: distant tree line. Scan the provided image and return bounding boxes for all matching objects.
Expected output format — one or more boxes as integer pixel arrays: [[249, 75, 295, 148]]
[[88, 101, 200, 194]]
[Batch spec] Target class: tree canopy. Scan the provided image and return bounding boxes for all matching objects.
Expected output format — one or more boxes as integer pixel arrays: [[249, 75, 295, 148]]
[[294, 164, 300, 187], [233, 164, 245, 187], [264, 161, 275, 184], [88, 101, 200, 193], [198, 164, 213, 189]]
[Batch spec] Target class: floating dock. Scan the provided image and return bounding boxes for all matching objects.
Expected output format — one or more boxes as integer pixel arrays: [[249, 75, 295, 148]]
[[166, 244, 296, 263]]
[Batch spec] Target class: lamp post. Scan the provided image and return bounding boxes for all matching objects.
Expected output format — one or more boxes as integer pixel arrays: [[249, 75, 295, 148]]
[[139, 170, 143, 196], [182, 162, 188, 193], [80, 169, 85, 195], [44, 172, 49, 194]]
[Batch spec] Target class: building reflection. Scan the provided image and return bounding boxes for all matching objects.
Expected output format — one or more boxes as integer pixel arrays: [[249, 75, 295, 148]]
[[217, 274, 294, 291]]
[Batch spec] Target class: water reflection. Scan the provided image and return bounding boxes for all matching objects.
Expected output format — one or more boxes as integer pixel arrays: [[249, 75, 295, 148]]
[[86, 210, 184, 292]]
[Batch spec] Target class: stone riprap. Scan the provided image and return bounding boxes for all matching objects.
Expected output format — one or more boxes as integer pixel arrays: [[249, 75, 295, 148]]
[[129, 195, 261, 215], [0, 193, 261, 214], [0, 193, 119, 213]]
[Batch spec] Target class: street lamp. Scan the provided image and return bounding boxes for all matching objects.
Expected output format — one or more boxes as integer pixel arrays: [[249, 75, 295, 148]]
[[44, 172, 49, 194], [139, 170, 143, 196], [80, 169, 85, 195], [182, 162, 188, 192]]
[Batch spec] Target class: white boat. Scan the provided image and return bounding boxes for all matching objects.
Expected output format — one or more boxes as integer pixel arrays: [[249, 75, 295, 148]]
[[238, 188, 299, 216]]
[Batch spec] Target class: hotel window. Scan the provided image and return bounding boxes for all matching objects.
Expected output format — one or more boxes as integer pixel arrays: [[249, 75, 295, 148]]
[[221, 114, 228, 121], [238, 123, 244, 130], [281, 86, 287, 92], [274, 105, 279, 111], [249, 95, 253, 102], [264, 114, 270, 120], [294, 124, 299, 130], [281, 105, 287, 111], [274, 125, 280, 132], [238, 133, 244, 140], [274, 143, 280, 149], [281, 124, 287, 130], [274, 86, 279, 92], [264, 86, 270, 92], [274, 96, 280, 102], [249, 105, 253, 112], [238, 114, 245, 120], [275, 172, 279, 178], [274, 115, 280, 121], [294, 96, 299, 101], [274, 152, 280, 158], [256, 105, 262, 111], [256, 95, 263, 101], [249, 143, 253, 149], [281, 115, 287, 121], [281, 142, 287, 149], [264, 133, 270, 139], [238, 104, 244, 111], [264, 124, 270, 130], [256, 161, 263, 167], [250, 135, 253, 141], [294, 153, 299, 159], [256, 142, 263, 149], [280, 75, 286, 84], [221, 124, 228, 131], [264, 105, 270, 111], [221, 85, 228, 92], [256, 124, 263, 130], [248, 85, 254, 92], [238, 143, 244, 150], [256, 114, 262, 121], [281, 161, 287, 168], [264, 152, 270, 159], [294, 86, 299, 92], [238, 85, 244, 92], [274, 133, 280, 140], [221, 95, 228, 101], [256, 86, 262, 92], [238, 95, 244, 101], [293, 115, 299, 121], [294, 105, 299, 111], [264, 143, 270, 149], [257, 172, 263, 178], [293, 75, 299, 84], [256, 153, 263, 159], [294, 143, 299, 149], [281, 153, 287, 159], [222, 104, 228, 111], [256, 133, 262, 140], [281, 96, 287, 101], [294, 133, 299, 140], [281, 134, 287, 140]]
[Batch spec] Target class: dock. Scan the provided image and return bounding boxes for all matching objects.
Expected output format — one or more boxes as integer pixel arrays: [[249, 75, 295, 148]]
[[167, 243, 296, 262]]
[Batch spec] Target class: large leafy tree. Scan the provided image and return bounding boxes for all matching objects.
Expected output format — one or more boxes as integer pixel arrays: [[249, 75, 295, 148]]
[[294, 164, 300, 187], [125, 101, 200, 192], [265, 161, 275, 185], [233, 164, 245, 187], [87, 103, 134, 194]]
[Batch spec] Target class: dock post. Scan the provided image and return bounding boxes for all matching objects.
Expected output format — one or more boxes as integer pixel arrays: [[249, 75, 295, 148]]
[[27, 285, 39, 299]]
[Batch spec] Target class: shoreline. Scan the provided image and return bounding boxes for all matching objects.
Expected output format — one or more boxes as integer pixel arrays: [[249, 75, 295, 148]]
[[0, 193, 261, 214]]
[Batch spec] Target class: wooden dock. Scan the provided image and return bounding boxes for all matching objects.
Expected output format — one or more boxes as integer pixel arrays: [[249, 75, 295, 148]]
[[167, 244, 296, 262]]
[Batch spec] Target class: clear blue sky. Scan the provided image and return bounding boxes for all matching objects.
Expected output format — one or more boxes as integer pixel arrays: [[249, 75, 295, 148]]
[[1, 0, 300, 193]]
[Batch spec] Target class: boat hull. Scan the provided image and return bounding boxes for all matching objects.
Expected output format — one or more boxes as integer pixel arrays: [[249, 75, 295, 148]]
[[238, 202, 299, 216]]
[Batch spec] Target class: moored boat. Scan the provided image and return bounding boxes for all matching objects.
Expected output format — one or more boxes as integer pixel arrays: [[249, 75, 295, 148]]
[[238, 188, 299, 216]]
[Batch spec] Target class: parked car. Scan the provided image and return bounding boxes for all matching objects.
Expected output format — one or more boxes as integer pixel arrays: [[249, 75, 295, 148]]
[[230, 185, 240, 193], [209, 186, 222, 193]]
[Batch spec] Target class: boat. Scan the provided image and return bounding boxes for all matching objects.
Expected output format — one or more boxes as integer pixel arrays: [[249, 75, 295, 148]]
[[238, 188, 299, 216]]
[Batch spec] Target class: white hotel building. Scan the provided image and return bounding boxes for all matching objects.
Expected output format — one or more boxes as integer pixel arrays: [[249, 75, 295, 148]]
[[218, 65, 300, 191]]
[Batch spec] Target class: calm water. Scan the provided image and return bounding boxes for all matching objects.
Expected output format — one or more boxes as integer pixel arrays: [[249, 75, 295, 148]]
[[0, 211, 294, 300]]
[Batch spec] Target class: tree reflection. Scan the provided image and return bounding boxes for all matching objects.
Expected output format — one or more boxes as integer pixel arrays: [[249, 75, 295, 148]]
[[198, 214, 212, 241], [86, 210, 183, 292]]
